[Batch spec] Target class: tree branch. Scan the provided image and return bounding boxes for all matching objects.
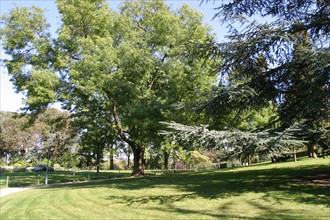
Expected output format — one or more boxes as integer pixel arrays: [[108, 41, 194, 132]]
[[111, 104, 136, 150]]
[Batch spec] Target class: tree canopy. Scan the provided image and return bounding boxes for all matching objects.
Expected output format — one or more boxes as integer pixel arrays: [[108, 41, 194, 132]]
[[163, 0, 329, 159], [205, 0, 329, 128], [1, 0, 218, 175], [0, 109, 75, 165]]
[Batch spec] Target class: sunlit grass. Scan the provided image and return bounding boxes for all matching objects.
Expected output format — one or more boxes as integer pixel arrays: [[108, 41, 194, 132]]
[[1, 157, 329, 219], [0, 170, 131, 188]]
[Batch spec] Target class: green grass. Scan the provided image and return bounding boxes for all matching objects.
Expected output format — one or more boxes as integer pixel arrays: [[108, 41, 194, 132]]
[[1, 157, 329, 219], [0, 170, 131, 188]]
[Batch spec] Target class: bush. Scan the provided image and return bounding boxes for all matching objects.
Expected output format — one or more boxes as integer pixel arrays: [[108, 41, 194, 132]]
[[40, 158, 52, 167], [188, 151, 212, 169], [12, 160, 31, 171], [53, 164, 62, 171]]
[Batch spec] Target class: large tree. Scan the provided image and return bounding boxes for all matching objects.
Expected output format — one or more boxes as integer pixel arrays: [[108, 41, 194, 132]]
[[1, 0, 217, 175], [161, 0, 329, 160], [199, 0, 329, 155]]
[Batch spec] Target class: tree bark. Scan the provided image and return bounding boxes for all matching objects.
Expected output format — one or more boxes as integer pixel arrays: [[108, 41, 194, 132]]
[[127, 153, 131, 168], [307, 143, 318, 158], [293, 146, 297, 162], [132, 146, 145, 176], [96, 152, 100, 174], [96, 145, 104, 174], [164, 151, 169, 170], [109, 149, 114, 170]]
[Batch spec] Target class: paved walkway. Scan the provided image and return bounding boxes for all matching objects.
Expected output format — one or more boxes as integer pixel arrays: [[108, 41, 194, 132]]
[[0, 187, 34, 197], [0, 181, 89, 198]]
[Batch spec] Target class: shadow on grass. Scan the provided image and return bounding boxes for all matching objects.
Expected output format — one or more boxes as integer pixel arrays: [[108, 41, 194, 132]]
[[42, 162, 329, 208], [106, 193, 197, 206], [147, 200, 310, 220], [28, 161, 329, 219]]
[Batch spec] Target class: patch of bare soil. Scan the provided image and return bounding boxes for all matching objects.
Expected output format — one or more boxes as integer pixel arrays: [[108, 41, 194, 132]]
[[292, 173, 330, 187]]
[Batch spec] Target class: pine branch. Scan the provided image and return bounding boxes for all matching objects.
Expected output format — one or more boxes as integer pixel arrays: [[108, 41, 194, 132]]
[[160, 121, 307, 159]]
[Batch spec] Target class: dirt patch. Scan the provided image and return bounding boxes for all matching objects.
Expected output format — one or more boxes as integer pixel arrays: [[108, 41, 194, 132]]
[[292, 173, 330, 187]]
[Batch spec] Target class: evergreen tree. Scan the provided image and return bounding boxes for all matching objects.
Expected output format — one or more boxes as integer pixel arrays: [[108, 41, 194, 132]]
[[198, 0, 329, 156], [161, 0, 329, 160]]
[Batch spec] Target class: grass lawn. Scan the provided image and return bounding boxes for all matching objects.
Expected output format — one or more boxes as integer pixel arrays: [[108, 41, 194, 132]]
[[0, 170, 131, 188], [1, 157, 329, 219]]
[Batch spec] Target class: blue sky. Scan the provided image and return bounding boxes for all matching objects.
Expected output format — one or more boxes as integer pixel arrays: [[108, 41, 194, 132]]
[[0, 0, 225, 112]]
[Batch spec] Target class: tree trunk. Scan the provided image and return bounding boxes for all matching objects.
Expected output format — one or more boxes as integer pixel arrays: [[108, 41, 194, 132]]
[[111, 104, 145, 176], [109, 149, 114, 170], [164, 151, 169, 170], [96, 145, 103, 173], [96, 153, 100, 174], [127, 153, 131, 168], [132, 146, 145, 176], [307, 143, 318, 158], [293, 146, 297, 162]]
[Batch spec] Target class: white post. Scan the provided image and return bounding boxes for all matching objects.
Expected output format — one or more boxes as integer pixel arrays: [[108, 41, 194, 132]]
[[45, 146, 51, 185]]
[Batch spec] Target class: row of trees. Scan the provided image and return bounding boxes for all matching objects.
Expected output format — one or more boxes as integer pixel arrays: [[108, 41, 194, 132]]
[[1, 0, 329, 175], [0, 109, 77, 168], [0, 109, 218, 170]]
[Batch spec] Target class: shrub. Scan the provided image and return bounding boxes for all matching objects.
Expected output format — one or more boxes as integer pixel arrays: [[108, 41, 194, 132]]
[[53, 164, 62, 171], [12, 160, 31, 171], [40, 158, 52, 167], [188, 151, 212, 169]]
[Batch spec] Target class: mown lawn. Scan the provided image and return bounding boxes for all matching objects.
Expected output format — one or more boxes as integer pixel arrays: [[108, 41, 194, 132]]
[[1, 157, 329, 219], [0, 170, 131, 188]]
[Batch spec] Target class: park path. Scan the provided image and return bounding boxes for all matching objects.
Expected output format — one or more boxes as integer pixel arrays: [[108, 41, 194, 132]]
[[0, 187, 34, 197], [0, 181, 92, 198]]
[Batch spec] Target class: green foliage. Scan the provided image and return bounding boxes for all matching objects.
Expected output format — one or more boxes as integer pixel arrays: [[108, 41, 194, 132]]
[[0, 109, 78, 165], [52, 151, 80, 169], [188, 151, 212, 169], [161, 121, 307, 161], [22, 70, 59, 109], [0, 112, 27, 156], [1, 0, 219, 174], [13, 160, 31, 169], [161, 0, 330, 158], [0, 6, 56, 113], [201, 0, 329, 133], [39, 158, 52, 167]]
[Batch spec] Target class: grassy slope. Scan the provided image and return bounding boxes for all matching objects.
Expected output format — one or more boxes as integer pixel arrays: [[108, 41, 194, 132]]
[[1, 157, 329, 220]]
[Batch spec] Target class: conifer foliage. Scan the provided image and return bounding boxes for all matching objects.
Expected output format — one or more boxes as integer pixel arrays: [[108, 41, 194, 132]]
[[163, 0, 329, 158]]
